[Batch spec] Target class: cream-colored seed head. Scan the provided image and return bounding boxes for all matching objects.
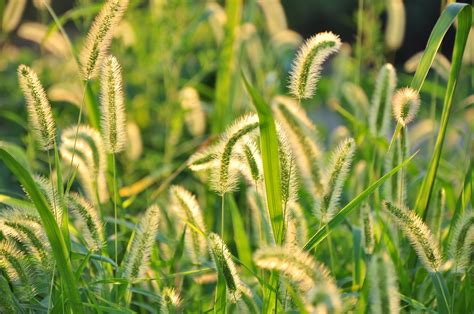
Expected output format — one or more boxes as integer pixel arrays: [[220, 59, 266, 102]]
[[393, 87, 420, 126]]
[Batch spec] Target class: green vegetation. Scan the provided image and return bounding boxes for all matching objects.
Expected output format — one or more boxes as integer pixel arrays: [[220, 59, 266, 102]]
[[0, 0, 473, 313]]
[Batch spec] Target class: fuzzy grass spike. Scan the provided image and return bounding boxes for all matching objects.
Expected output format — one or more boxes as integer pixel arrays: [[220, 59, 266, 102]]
[[18, 65, 56, 150], [101, 55, 127, 153], [289, 31, 341, 99], [383, 201, 441, 272], [80, 0, 129, 80]]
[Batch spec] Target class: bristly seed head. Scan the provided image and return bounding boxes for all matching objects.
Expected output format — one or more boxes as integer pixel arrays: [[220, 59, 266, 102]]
[[80, 0, 129, 80], [383, 201, 441, 272], [100, 55, 127, 153], [289, 31, 341, 99], [392, 87, 420, 127], [17, 65, 56, 150]]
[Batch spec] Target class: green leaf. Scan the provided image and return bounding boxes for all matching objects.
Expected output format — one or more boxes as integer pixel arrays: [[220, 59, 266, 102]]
[[0, 148, 84, 313], [242, 73, 283, 313], [212, 0, 242, 134], [413, 3, 472, 219], [228, 194, 253, 270], [304, 151, 417, 251]]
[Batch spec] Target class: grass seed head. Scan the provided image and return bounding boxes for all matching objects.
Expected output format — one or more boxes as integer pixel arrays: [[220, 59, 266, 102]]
[[101, 55, 127, 153], [18, 65, 56, 150], [449, 212, 474, 270], [392, 87, 420, 126], [123, 204, 160, 281], [289, 31, 341, 99], [208, 233, 243, 302], [369, 252, 400, 314], [383, 201, 441, 272], [369, 63, 397, 138], [80, 0, 129, 80], [170, 185, 207, 263]]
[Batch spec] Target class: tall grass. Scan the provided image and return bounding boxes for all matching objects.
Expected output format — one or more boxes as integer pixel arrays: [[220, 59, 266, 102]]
[[0, 1, 472, 313]]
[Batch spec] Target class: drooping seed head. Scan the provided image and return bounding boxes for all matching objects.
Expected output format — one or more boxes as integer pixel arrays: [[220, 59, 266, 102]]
[[100, 55, 127, 153], [254, 246, 335, 292], [236, 139, 263, 184], [80, 0, 129, 80], [383, 201, 441, 272], [61, 125, 109, 203], [289, 31, 341, 99], [285, 202, 308, 248], [208, 233, 243, 302], [210, 114, 259, 195], [392, 87, 420, 127], [68, 193, 105, 251], [273, 96, 323, 196], [170, 185, 207, 263], [18, 65, 56, 150]]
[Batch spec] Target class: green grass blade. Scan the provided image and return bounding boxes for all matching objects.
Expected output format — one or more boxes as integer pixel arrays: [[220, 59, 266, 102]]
[[0, 194, 35, 209], [228, 194, 253, 270], [0, 148, 84, 313], [412, 3, 472, 219], [242, 73, 283, 313], [212, 0, 242, 134], [85, 83, 101, 130], [430, 271, 451, 314], [242, 74, 284, 244], [304, 151, 417, 251]]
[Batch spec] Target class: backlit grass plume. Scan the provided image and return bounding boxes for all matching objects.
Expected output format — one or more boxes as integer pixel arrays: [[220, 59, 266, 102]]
[[285, 202, 308, 248], [188, 114, 259, 194], [315, 138, 355, 222], [383, 201, 441, 272], [80, 0, 129, 80], [369, 64, 397, 138], [170, 185, 207, 263], [289, 31, 341, 99], [277, 126, 299, 208], [361, 203, 375, 255], [126, 121, 143, 161], [210, 114, 259, 194], [68, 193, 105, 252], [254, 246, 335, 292], [122, 205, 160, 281], [304, 281, 342, 314], [369, 252, 400, 314], [273, 96, 324, 195], [18, 65, 56, 150], [392, 87, 420, 127], [449, 212, 474, 270], [179, 86, 206, 137], [61, 125, 109, 203], [0, 207, 51, 269], [101, 55, 127, 153], [208, 233, 243, 302], [0, 241, 37, 301], [160, 287, 182, 314], [237, 139, 263, 184], [385, 0, 405, 51]]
